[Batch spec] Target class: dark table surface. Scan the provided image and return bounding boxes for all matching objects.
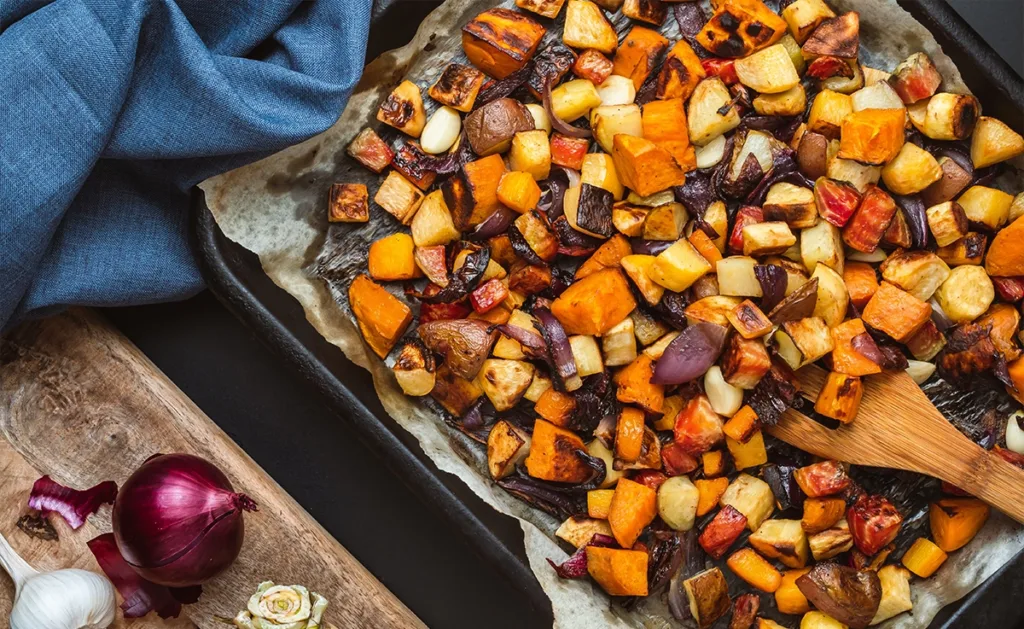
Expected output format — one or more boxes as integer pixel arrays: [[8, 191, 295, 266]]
[[105, 2, 1023, 627]]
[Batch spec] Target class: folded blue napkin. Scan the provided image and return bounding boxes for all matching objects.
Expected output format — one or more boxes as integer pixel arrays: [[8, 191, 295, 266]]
[[0, 0, 372, 330]]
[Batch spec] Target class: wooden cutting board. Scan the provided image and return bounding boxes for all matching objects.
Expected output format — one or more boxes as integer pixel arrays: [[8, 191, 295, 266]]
[[0, 308, 424, 629]]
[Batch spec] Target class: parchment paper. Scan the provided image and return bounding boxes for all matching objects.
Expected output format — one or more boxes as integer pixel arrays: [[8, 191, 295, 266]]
[[200, 1, 1024, 626]]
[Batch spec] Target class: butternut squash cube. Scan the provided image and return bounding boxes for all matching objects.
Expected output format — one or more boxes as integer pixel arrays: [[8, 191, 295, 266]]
[[526, 419, 592, 482], [929, 498, 990, 552], [462, 8, 546, 79], [612, 134, 687, 197], [901, 537, 948, 578], [614, 354, 665, 414], [776, 568, 812, 614], [551, 267, 637, 335], [986, 215, 1024, 277], [497, 171, 542, 214], [696, 477, 731, 517], [587, 547, 649, 597], [726, 431, 768, 470], [368, 233, 420, 281], [641, 98, 695, 171], [609, 477, 658, 548], [348, 275, 413, 359], [442, 154, 507, 229], [727, 548, 782, 593], [862, 281, 931, 342], [838, 108, 906, 165], [814, 372, 863, 424], [656, 40, 706, 101]]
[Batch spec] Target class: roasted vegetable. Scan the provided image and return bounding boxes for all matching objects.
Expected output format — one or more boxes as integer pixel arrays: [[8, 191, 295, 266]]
[[347, 127, 394, 173], [777, 568, 813, 615], [933, 264, 994, 323], [808, 90, 852, 139], [802, 498, 847, 535], [720, 473, 775, 531], [587, 547, 649, 596], [574, 49, 614, 85], [563, 0, 618, 54], [613, 134, 688, 197], [609, 478, 658, 547], [700, 505, 748, 559], [735, 44, 801, 94], [658, 476, 700, 531], [526, 418, 595, 482], [889, 52, 941, 104], [929, 498, 990, 552], [684, 567, 732, 628], [727, 430, 768, 471], [696, 0, 787, 59], [861, 281, 931, 342], [462, 8, 546, 79], [328, 183, 369, 223], [392, 341, 437, 397], [612, 26, 669, 91], [796, 563, 881, 629], [688, 77, 742, 146], [369, 233, 420, 281], [847, 494, 902, 556], [443, 154, 508, 229], [721, 333, 771, 389], [750, 519, 811, 569], [350, 275, 413, 358], [377, 80, 427, 137], [551, 267, 636, 335], [809, 518, 854, 561], [375, 170, 425, 225], [674, 394, 725, 456], [419, 318, 497, 380], [764, 183, 818, 229], [464, 98, 535, 157], [782, 0, 836, 44], [656, 40, 706, 101], [971, 116, 1024, 168], [487, 420, 532, 479], [794, 460, 850, 498], [642, 99, 696, 171], [838, 109, 905, 166], [814, 372, 863, 424]]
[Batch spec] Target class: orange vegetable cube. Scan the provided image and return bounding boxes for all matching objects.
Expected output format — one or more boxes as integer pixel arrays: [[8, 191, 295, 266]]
[[615, 407, 646, 463], [775, 568, 812, 614], [801, 498, 847, 534], [573, 49, 614, 85], [586, 547, 649, 596], [497, 171, 542, 214], [839, 108, 906, 165], [673, 394, 725, 456], [588, 489, 615, 519], [929, 498, 990, 552], [862, 281, 932, 342], [443, 154, 508, 230], [462, 8, 545, 79], [368, 233, 421, 281], [535, 388, 577, 427], [612, 26, 669, 90], [576, 234, 632, 279], [641, 99, 696, 172], [655, 40, 706, 101], [612, 134, 687, 197], [722, 405, 760, 443], [726, 548, 782, 593], [608, 478, 658, 548], [348, 275, 413, 358], [328, 183, 369, 223], [830, 318, 882, 376], [702, 450, 726, 478], [614, 354, 665, 414], [726, 431, 768, 470], [843, 262, 880, 309], [696, 477, 730, 517], [726, 300, 773, 340], [525, 419, 592, 482], [551, 268, 637, 335], [902, 537, 948, 577]]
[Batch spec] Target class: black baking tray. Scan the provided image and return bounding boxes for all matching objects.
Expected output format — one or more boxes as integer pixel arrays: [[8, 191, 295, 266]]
[[193, 1, 1024, 626]]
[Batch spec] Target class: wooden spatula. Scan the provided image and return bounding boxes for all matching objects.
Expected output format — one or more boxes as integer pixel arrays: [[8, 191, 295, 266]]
[[765, 364, 1024, 524]]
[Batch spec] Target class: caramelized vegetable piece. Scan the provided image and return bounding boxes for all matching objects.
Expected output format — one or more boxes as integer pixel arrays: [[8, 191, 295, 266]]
[[838, 109, 905, 166], [971, 116, 1024, 168], [487, 420, 531, 479], [622, 0, 666, 25], [392, 341, 437, 397], [430, 363, 483, 416], [684, 567, 732, 628], [642, 99, 696, 172], [702, 450, 726, 478], [782, 0, 836, 44], [929, 498, 990, 552], [443, 154, 508, 230], [776, 567, 812, 614], [861, 281, 931, 343], [576, 234, 631, 279], [608, 478, 658, 548], [349, 275, 413, 359], [369, 233, 420, 281], [612, 26, 669, 90], [830, 319, 881, 376], [750, 519, 810, 569], [615, 407, 645, 462], [696, 477, 731, 517], [573, 49, 614, 85], [526, 419, 594, 482], [809, 518, 854, 561], [419, 319, 497, 380], [551, 267, 637, 335], [612, 134, 687, 197], [843, 185, 896, 253], [551, 133, 591, 170], [802, 498, 847, 534], [516, 0, 568, 19], [656, 40, 706, 101], [985, 215, 1024, 277], [814, 372, 863, 424], [586, 547, 649, 596], [462, 8, 546, 79], [464, 98, 536, 157], [347, 128, 394, 173], [901, 537, 948, 578], [796, 563, 881, 629], [377, 80, 427, 137], [498, 171, 542, 214], [615, 354, 665, 414], [697, 0, 787, 59], [563, 0, 618, 54], [588, 488, 615, 519], [802, 12, 859, 59], [674, 394, 725, 456], [721, 334, 771, 389], [328, 183, 369, 223], [699, 504, 748, 559], [375, 171, 425, 225], [727, 548, 782, 593], [429, 63, 486, 112], [847, 494, 902, 556], [535, 389, 577, 426], [794, 460, 850, 498]]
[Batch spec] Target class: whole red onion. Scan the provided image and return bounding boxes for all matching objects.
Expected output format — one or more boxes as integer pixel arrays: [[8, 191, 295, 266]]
[[112, 453, 257, 587]]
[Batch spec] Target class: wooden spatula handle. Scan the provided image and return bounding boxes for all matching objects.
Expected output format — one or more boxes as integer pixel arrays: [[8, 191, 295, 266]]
[[938, 444, 1024, 524]]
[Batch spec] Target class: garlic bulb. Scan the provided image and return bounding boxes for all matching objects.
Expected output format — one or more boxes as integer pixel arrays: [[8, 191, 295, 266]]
[[0, 532, 116, 629], [1007, 410, 1024, 455]]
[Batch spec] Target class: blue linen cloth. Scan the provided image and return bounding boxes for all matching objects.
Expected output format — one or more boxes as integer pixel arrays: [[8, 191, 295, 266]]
[[0, 0, 372, 330]]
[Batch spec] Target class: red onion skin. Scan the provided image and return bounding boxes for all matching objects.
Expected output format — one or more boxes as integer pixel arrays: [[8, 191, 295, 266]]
[[113, 453, 256, 587]]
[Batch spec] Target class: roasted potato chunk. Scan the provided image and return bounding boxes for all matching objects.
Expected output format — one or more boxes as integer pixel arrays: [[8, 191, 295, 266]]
[[428, 63, 486, 112], [377, 80, 427, 137], [563, 0, 618, 55], [487, 420, 531, 479]]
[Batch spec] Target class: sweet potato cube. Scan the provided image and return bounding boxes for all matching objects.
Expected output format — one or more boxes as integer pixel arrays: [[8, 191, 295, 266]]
[[699, 504, 748, 559], [550, 133, 590, 170], [376, 80, 426, 137], [328, 183, 369, 223], [487, 420, 530, 479], [462, 8, 545, 79], [775, 568, 812, 614], [622, 0, 666, 25], [612, 134, 687, 197], [613, 26, 669, 90], [697, 0, 787, 59], [720, 334, 771, 390], [985, 215, 1024, 277], [702, 450, 726, 478], [830, 318, 881, 376], [586, 547, 649, 596], [929, 498, 990, 552], [727, 548, 782, 593], [615, 354, 665, 414], [608, 478, 658, 548], [902, 537, 948, 578], [368, 233, 420, 281], [615, 406, 646, 463], [443, 154, 507, 230], [642, 99, 695, 171], [656, 40, 706, 101], [722, 405, 760, 444], [346, 128, 394, 173], [429, 63, 485, 112], [842, 263, 879, 310], [349, 275, 413, 358], [526, 418, 592, 482], [838, 109, 905, 165], [696, 477, 731, 517], [516, 0, 568, 19], [862, 281, 932, 342], [802, 497, 846, 534], [551, 267, 637, 335], [814, 372, 863, 424], [688, 230, 723, 266], [498, 171, 542, 214], [535, 389, 577, 427], [588, 488, 615, 519], [577, 234, 631, 280]]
